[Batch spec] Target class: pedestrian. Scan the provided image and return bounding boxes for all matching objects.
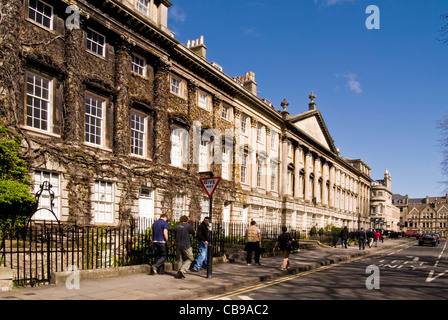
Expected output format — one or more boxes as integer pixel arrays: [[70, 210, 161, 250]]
[[173, 215, 195, 279], [151, 213, 169, 275], [193, 216, 210, 272], [358, 227, 366, 250], [340, 226, 349, 249], [374, 229, 381, 247], [245, 221, 262, 266], [273, 226, 295, 271], [367, 228, 374, 248]]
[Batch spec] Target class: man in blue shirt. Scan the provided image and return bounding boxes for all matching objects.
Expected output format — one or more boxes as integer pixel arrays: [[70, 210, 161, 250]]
[[151, 214, 169, 275]]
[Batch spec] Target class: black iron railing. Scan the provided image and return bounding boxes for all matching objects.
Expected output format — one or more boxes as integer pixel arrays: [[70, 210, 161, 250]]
[[1, 219, 295, 287]]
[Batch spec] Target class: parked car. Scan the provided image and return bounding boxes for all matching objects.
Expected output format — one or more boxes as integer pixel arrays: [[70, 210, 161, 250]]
[[433, 232, 441, 244], [418, 233, 439, 247], [411, 231, 421, 238]]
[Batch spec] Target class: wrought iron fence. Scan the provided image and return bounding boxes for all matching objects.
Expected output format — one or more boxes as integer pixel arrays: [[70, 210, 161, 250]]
[[0, 219, 295, 287]]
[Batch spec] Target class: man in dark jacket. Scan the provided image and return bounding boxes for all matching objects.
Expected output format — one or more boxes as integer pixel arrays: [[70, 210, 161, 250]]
[[193, 217, 209, 272], [173, 215, 195, 279], [340, 226, 350, 249], [359, 228, 367, 250]]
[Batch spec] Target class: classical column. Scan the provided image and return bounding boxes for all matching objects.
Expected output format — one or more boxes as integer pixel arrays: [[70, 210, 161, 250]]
[[329, 165, 335, 208], [0, 0, 22, 127], [153, 57, 171, 165], [233, 107, 242, 184], [62, 14, 88, 143], [281, 135, 289, 196], [314, 157, 321, 203], [250, 118, 257, 189], [187, 79, 198, 173], [212, 94, 222, 128], [322, 162, 329, 206], [113, 36, 133, 156], [294, 146, 302, 199], [304, 152, 311, 202]]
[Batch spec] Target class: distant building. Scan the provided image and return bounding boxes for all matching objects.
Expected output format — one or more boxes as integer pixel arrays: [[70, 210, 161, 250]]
[[370, 170, 401, 231], [393, 194, 448, 238]]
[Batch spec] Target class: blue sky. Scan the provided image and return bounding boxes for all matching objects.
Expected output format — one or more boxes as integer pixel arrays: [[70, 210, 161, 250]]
[[168, 0, 448, 198]]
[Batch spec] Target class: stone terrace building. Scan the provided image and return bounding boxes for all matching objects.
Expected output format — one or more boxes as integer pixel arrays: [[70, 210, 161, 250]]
[[393, 194, 448, 238], [0, 0, 372, 232]]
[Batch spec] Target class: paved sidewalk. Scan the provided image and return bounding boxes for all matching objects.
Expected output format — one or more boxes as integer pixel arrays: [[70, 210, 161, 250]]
[[0, 238, 412, 300]]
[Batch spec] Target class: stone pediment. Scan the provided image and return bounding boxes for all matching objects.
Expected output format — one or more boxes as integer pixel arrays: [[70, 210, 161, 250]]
[[288, 110, 337, 153]]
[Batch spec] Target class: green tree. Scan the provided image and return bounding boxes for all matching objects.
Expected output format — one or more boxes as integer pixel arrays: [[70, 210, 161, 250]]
[[0, 123, 36, 231]]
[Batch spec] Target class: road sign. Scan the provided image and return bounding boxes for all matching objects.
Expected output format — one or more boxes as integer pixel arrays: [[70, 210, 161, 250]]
[[200, 177, 221, 198]]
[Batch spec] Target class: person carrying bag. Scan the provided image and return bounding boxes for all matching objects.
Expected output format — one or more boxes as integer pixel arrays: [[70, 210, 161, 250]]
[[273, 226, 297, 271]]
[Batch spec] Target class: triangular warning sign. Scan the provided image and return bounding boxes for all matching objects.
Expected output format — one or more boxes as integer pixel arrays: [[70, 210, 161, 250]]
[[200, 177, 221, 198]]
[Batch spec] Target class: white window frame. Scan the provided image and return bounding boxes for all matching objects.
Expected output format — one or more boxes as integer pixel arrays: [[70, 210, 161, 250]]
[[222, 146, 230, 180], [241, 114, 247, 135], [271, 130, 278, 150], [170, 76, 182, 96], [32, 170, 60, 221], [131, 111, 146, 157], [241, 153, 248, 184], [93, 180, 114, 224], [198, 91, 209, 110], [257, 123, 264, 143], [199, 140, 209, 172], [271, 163, 277, 191], [257, 160, 264, 188], [28, 0, 53, 29], [222, 105, 229, 120], [26, 71, 51, 132], [170, 126, 189, 168], [85, 94, 105, 146], [136, 0, 150, 15], [86, 28, 106, 58], [174, 194, 185, 222], [131, 53, 147, 77]]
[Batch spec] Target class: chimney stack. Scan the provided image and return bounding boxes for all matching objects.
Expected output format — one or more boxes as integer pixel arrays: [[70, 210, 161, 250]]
[[243, 71, 257, 96], [187, 35, 207, 59]]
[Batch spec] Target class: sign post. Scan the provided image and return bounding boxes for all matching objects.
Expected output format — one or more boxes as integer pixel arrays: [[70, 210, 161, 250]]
[[199, 176, 221, 278]]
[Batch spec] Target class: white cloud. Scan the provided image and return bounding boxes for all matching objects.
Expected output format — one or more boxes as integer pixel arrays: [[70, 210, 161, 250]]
[[169, 6, 187, 23], [335, 72, 363, 94], [314, 0, 355, 7]]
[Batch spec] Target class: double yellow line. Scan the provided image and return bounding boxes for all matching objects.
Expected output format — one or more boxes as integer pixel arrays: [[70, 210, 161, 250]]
[[203, 263, 340, 300], [204, 242, 411, 300]]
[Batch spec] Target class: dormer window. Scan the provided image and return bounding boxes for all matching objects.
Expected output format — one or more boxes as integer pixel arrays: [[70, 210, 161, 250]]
[[136, 0, 150, 15]]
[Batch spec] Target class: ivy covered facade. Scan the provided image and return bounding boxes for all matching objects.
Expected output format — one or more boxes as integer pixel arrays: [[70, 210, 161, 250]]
[[0, 0, 373, 232]]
